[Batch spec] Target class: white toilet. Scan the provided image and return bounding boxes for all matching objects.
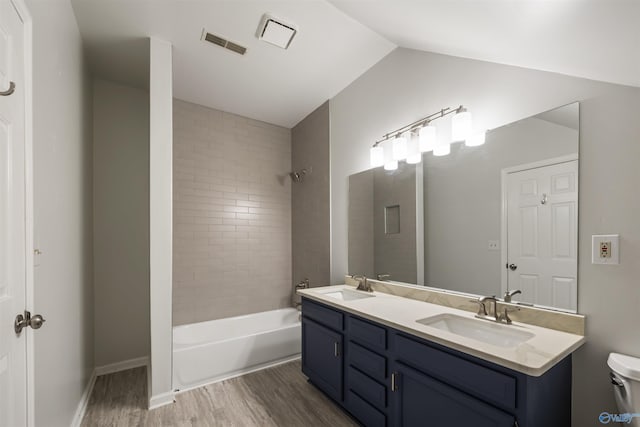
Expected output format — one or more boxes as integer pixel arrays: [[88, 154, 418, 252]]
[[608, 353, 640, 426]]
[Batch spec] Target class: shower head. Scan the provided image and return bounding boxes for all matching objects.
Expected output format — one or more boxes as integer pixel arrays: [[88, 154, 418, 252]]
[[289, 168, 307, 182]]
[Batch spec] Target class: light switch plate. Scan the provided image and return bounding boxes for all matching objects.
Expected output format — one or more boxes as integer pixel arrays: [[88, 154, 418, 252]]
[[592, 234, 620, 264]]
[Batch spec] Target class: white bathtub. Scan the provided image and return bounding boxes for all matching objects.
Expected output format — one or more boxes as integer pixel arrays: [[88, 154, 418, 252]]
[[173, 308, 301, 392]]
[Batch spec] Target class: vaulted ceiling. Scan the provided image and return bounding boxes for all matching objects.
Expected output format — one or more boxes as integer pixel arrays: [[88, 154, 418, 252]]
[[329, 0, 640, 88], [71, 0, 640, 128]]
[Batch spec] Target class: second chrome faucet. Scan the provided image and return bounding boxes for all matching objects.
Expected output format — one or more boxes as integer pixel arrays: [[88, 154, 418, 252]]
[[351, 275, 374, 293], [471, 295, 520, 324]]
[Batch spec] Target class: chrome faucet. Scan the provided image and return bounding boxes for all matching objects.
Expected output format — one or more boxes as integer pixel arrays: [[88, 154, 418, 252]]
[[351, 275, 373, 293], [471, 295, 519, 324], [478, 296, 499, 321], [503, 289, 522, 303]]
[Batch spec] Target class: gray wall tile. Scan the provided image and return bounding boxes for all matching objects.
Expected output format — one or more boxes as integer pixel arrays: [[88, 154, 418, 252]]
[[172, 100, 292, 325]]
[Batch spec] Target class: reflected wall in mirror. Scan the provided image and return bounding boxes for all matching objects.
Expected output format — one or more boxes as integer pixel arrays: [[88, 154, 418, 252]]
[[349, 163, 419, 284], [348, 102, 579, 312]]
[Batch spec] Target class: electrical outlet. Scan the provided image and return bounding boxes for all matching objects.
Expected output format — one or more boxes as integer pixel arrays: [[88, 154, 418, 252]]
[[488, 240, 499, 251], [592, 234, 619, 264], [599, 241, 611, 258]]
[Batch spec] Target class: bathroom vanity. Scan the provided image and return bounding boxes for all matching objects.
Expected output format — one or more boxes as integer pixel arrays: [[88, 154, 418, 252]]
[[299, 286, 585, 427]]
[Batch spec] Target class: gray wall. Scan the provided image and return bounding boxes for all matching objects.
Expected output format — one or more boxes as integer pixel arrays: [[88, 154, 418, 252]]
[[348, 171, 375, 278], [291, 101, 331, 288], [424, 117, 577, 296], [173, 100, 292, 325], [374, 166, 417, 284], [27, 0, 94, 425], [93, 79, 150, 367], [330, 47, 640, 426], [348, 164, 418, 283]]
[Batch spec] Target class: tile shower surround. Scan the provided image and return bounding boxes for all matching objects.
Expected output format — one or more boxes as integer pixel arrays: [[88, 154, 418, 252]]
[[172, 100, 292, 325]]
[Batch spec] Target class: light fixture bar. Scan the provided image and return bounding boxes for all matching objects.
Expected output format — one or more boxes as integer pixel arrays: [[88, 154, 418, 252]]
[[372, 105, 465, 147]]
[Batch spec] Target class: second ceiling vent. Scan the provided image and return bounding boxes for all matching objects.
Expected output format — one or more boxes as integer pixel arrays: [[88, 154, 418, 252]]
[[201, 30, 247, 55]]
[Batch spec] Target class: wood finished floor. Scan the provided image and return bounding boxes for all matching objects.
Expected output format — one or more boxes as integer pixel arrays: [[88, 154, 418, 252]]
[[81, 360, 358, 427]]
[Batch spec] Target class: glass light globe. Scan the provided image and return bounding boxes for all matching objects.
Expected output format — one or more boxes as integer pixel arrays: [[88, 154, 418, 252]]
[[392, 135, 407, 161], [370, 145, 384, 167], [465, 131, 486, 147], [419, 124, 436, 152], [406, 132, 421, 164], [452, 109, 472, 141]]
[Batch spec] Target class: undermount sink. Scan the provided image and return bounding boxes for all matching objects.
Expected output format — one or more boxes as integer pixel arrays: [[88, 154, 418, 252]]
[[321, 289, 376, 301], [416, 313, 534, 348]]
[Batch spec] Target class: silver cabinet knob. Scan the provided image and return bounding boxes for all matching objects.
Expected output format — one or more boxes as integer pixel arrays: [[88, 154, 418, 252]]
[[509, 263, 518, 271], [29, 314, 46, 330]]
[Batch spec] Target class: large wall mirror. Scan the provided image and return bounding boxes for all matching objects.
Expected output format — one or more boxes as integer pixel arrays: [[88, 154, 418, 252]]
[[349, 102, 579, 312]]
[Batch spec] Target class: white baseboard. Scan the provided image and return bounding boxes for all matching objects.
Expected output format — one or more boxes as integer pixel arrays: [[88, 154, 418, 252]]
[[70, 356, 150, 426], [70, 369, 97, 427], [148, 391, 175, 410], [174, 354, 301, 395], [95, 356, 149, 377]]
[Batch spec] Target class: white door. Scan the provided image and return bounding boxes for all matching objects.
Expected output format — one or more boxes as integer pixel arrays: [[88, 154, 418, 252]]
[[0, 0, 27, 425], [506, 160, 578, 311]]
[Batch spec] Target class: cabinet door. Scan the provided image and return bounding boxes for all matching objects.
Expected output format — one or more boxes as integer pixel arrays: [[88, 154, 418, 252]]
[[302, 317, 344, 402], [390, 362, 515, 427]]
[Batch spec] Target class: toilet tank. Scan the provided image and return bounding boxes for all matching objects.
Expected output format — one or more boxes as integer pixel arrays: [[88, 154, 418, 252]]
[[608, 353, 640, 426]]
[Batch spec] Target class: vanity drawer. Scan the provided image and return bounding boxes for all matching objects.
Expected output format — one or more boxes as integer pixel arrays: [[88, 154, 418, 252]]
[[349, 341, 387, 381], [348, 366, 387, 408], [348, 316, 387, 350], [394, 334, 517, 409], [302, 298, 343, 331], [347, 390, 386, 427]]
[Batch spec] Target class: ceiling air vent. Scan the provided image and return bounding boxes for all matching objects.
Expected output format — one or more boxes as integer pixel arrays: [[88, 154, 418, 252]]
[[201, 30, 247, 55]]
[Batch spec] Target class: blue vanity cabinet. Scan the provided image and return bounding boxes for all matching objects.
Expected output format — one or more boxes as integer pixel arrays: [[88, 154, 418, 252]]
[[301, 300, 344, 402], [300, 297, 572, 427], [390, 361, 515, 427], [345, 316, 390, 427], [389, 331, 572, 427]]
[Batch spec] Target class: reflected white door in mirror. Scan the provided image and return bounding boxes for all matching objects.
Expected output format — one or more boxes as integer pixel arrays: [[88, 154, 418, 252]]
[[503, 156, 578, 311]]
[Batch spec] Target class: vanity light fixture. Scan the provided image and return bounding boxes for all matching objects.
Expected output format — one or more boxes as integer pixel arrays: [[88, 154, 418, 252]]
[[369, 105, 476, 168], [383, 143, 398, 171], [465, 131, 486, 147], [433, 138, 451, 156], [406, 131, 422, 164], [451, 107, 472, 141], [370, 145, 384, 167], [392, 134, 408, 161], [384, 159, 398, 171], [419, 123, 436, 152]]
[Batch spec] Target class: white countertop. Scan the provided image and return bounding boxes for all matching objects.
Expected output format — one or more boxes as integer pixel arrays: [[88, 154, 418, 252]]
[[298, 285, 586, 377]]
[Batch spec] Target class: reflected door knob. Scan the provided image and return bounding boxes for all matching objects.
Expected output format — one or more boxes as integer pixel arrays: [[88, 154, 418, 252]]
[[508, 263, 518, 271]]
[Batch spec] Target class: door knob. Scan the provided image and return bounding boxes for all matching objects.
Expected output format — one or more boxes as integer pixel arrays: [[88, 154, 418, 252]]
[[14, 311, 46, 334], [509, 263, 518, 271], [15, 312, 28, 334], [29, 314, 46, 329], [0, 81, 15, 96]]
